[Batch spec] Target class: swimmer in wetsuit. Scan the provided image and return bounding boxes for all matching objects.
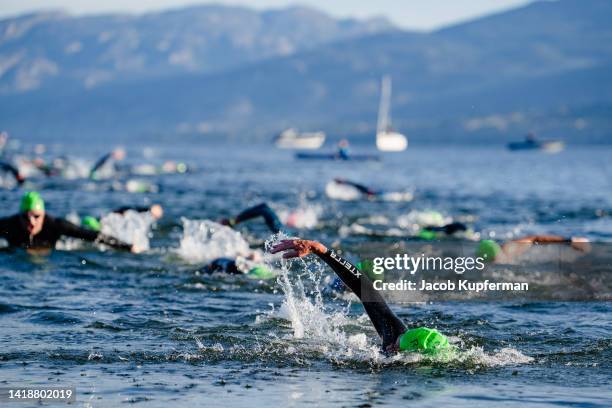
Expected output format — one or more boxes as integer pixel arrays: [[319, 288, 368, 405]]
[[205, 203, 317, 278], [199, 256, 276, 280], [417, 222, 471, 240], [270, 238, 450, 354], [89, 148, 126, 180], [0, 161, 25, 185], [333, 178, 380, 198], [81, 204, 164, 232], [0, 192, 138, 253], [220, 203, 283, 234], [476, 235, 591, 263], [197, 203, 283, 279]]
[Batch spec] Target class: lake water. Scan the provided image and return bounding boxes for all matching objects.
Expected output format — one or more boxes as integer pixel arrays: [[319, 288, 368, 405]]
[[1, 143, 611, 406]]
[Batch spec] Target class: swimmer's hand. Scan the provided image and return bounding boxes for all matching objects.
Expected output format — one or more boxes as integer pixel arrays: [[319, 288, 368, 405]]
[[149, 204, 164, 220], [218, 218, 236, 227], [130, 244, 143, 254], [570, 237, 591, 252], [269, 239, 327, 259]]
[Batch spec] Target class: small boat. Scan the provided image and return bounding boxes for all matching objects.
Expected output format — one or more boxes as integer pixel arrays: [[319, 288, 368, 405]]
[[507, 133, 565, 153], [295, 152, 380, 161], [274, 128, 325, 149], [376, 76, 407, 152], [295, 139, 380, 161]]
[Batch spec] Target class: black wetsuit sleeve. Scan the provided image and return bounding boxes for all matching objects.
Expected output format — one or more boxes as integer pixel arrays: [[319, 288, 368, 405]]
[[0, 162, 22, 183], [112, 206, 150, 215], [345, 180, 376, 195], [317, 249, 406, 349], [424, 222, 467, 235], [0, 216, 12, 238], [233, 203, 283, 234], [202, 258, 242, 275], [90, 153, 112, 178], [54, 218, 132, 251]]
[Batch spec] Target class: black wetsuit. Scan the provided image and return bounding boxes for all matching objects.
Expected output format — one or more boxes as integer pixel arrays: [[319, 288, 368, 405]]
[[422, 222, 467, 236], [200, 203, 283, 274], [90, 153, 121, 180], [0, 161, 23, 185], [334, 179, 378, 196], [317, 248, 406, 349], [232, 203, 283, 234], [201, 258, 242, 275], [0, 214, 131, 250], [112, 206, 151, 215]]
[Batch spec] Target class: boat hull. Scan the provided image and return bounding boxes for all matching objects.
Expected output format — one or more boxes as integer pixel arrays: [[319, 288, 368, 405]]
[[376, 131, 408, 152], [295, 152, 380, 161]]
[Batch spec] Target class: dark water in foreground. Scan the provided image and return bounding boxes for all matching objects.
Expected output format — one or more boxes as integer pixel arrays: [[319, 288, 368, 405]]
[[1, 144, 611, 406]]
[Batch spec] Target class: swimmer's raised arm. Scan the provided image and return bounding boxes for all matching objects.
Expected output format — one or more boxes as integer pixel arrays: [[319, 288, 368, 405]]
[[510, 235, 590, 252], [221, 203, 283, 234], [112, 204, 163, 220], [0, 161, 24, 184], [270, 239, 407, 351], [511, 235, 570, 244]]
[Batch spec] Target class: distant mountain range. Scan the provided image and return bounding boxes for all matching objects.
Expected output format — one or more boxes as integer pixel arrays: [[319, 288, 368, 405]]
[[1, 0, 611, 144]]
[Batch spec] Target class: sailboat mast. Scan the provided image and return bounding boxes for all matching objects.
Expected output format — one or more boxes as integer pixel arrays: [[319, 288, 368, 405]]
[[377, 75, 391, 133]]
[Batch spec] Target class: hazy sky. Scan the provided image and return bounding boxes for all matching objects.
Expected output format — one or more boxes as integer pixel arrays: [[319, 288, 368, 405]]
[[0, 0, 535, 30]]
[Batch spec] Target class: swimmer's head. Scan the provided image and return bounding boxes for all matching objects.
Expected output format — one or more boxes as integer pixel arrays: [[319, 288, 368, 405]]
[[247, 266, 276, 280], [176, 162, 188, 173], [476, 239, 502, 262], [81, 216, 101, 232], [112, 148, 126, 161], [398, 327, 449, 354], [417, 228, 437, 240], [20, 192, 45, 235], [20, 191, 45, 213], [150, 204, 164, 220]]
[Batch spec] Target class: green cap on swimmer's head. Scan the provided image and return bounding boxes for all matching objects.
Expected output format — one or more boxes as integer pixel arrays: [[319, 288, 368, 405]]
[[417, 228, 437, 241], [247, 266, 276, 280], [20, 191, 45, 212], [399, 327, 449, 354], [476, 240, 502, 262], [81, 216, 101, 232]]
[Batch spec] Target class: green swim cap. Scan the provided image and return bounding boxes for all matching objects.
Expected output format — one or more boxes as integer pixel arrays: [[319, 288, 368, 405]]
[[417, 228, 437, 240], [247, 266, 276, 280], [20, 191, 45, 212], [81, 216, 101, 232], [476, 240, 502, 262], [399, 327, 449, 353]]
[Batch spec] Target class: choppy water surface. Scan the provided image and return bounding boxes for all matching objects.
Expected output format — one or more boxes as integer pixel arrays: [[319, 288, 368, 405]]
[[1, 143, 611, 407]]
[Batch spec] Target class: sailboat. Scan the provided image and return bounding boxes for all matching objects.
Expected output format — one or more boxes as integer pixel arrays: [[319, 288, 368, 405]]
[[376, 75, 408, 152]]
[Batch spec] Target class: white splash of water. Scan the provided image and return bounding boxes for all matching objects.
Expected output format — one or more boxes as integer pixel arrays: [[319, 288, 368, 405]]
[[325, 180, 363, 201], [396, 209, 452, 231], [61, 158, 91, 179], [263, 234, 534, 367], [263, 233, 385, 362], [379, 191, 414, 202], [277, 204, 321, 229], [0, 172, 18, 189], [125, 179, 159, 193], [100, 210, 154, 250], [176, 219, 251, 264], [451, 346, 534, 367]]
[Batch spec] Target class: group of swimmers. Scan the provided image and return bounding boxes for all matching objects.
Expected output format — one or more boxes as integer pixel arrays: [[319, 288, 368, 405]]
[[1, 187, 592, 355], [1, 138, 189, 185]]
